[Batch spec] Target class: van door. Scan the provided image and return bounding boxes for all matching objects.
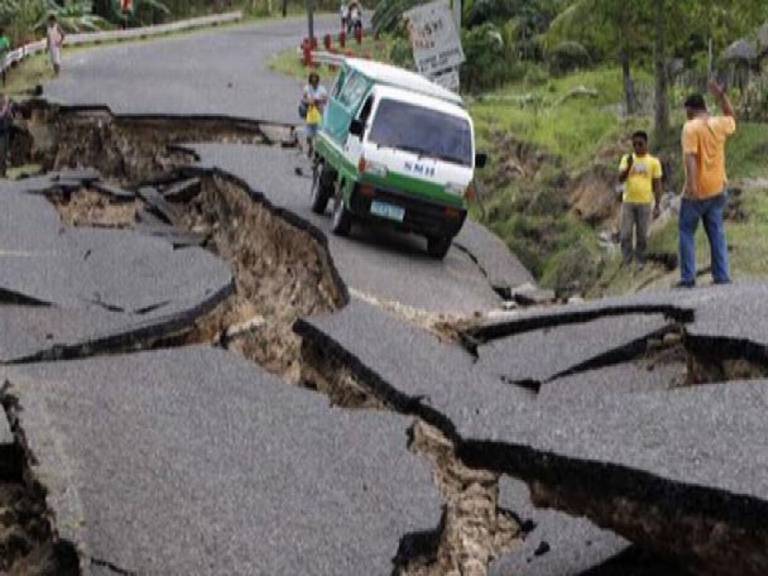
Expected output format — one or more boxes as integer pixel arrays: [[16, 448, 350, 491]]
[[325, 70, 369, 146]]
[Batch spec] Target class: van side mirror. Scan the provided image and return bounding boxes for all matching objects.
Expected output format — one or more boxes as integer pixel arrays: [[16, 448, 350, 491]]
[[349, 119, 364, 138], [475, 152, 488, 169]]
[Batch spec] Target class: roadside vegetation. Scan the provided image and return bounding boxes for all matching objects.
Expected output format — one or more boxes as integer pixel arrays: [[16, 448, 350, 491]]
[[366, 0, 768, 297], [270, 0, 768, 297]]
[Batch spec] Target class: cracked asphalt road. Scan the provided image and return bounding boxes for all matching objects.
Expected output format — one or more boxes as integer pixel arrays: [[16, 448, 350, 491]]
[[4, 12, 764, 576], [189, 143, 530, 313]]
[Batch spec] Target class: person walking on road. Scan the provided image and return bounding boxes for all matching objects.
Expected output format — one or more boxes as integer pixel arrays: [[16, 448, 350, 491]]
[[301, 72, 327, 159], [340, 2, 349, 33], [46, 14, 65, 76], [0, 94, 16, 177], [618, 131, 662, 269], [677, 81, 736, 288]]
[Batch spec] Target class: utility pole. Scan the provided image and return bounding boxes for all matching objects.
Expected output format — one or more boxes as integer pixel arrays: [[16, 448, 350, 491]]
[[306, 0, 315, 42]]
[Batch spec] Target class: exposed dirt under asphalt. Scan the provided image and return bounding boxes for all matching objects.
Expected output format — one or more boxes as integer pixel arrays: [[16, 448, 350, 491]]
[[47, 187, 140, 229]]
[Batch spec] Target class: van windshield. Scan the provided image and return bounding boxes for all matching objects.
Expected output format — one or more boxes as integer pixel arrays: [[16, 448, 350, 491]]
[[367, 98, 472, 167]]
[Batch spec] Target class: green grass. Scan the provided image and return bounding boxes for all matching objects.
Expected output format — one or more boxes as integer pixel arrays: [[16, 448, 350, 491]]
[[471, 63, 768, 297], [269, 35, 394, 82], [727, 122, 768, 180], [2, 54, 55, 98], [470, 67, 653, 169]]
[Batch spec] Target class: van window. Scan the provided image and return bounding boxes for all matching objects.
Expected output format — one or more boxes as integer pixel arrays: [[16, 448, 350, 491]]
[[359, 96, 374, 125], [338, 72, 369, 110], [330, 69, 346, 98], [368, 99, 472, 167]]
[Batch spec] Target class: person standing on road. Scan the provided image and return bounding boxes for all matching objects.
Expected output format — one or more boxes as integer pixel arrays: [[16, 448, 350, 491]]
[[340, 2, 349, 33], [677, 81, 736, 288], [0, 94, 16, 177], [302, 72, 327, 159], [618, 131, 663, 269], [348, 2, 362, 35], [46, 15, 65, 76]]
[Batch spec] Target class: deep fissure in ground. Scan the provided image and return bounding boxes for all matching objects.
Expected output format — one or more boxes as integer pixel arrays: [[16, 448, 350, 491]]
[[10, 102, 768, 575], [4, 103, 530, 574]]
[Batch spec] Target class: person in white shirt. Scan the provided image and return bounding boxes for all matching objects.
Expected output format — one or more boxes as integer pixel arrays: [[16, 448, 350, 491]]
[[46, 15, 65, 76], [301, 72, 328, 158], [340, 2, 349, 32]]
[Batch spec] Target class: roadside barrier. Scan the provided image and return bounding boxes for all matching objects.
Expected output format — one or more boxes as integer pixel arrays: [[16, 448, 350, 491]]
[[0, 11, 242, 76], [299, 29, 375, 68]]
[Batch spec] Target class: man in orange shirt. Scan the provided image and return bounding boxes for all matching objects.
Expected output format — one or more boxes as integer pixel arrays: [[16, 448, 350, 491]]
[[677, 81, 736, 288]]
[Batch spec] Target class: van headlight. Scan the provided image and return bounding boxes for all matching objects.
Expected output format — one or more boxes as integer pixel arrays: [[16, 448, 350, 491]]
[[445, 182, 466, 196]]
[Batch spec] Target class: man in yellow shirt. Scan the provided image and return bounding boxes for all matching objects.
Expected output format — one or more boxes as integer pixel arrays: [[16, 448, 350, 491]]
[[618, 131, 662, 269], [677, 81, 736, 288]]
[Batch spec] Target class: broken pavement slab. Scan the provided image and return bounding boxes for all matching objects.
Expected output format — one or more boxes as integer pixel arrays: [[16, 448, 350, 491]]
[[1, 347, 442, 575], [0, 183, 234, 362], [475, 313, 671, 387], [489, 477, 631, 576], [161, 176, 201, 202], [295, 297, 536, 432], [136, 185, 184, 225], [297, 289, 768, 575], [91, 181, 136, 201], [539, 360, 686, 401], [458, 379, 768, 576]]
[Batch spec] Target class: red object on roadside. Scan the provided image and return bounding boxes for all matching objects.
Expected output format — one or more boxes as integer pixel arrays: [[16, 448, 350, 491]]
[[339, 31, 346, 48], [302, 42, 312, 67], [120, 0, 133, 11], [323, 34, 332, 50], [310, 36, 318, 49]]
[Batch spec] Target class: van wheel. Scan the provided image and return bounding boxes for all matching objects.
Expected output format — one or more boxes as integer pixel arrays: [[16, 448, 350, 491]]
[[310, 163, 335, 214], [331, 196, 352, 236], [427, 235, 451, 259]]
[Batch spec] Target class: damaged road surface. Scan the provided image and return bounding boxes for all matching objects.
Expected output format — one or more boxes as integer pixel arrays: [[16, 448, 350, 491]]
[[0, 180, 233, 362], [4, 13, 768, 576], [1, 347, 441, 575], [188, 143, 532, 314], [297, 287, 768, 576]]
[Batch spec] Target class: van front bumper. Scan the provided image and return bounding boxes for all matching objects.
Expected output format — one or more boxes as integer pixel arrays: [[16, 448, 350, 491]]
[[349, 184, 467, 239]]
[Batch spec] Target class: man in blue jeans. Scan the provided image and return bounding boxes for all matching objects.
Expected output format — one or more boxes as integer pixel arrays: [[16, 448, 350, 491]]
[[677, 81, 736, 288]]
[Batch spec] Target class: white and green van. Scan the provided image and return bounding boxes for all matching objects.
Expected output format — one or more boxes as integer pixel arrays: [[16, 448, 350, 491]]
[[310, 58, 486, 259]]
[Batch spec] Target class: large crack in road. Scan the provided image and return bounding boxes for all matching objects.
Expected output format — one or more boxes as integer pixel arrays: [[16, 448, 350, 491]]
[[3, 89, 768, 575], [0, 103, 536, 575]]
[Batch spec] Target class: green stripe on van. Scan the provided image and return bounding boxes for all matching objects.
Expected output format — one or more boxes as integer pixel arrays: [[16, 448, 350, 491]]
[[315, 134, 465, 208]]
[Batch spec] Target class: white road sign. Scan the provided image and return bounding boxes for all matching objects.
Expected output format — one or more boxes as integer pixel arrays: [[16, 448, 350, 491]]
[[431, 67, 460, 92], [404, 0, 465, 76]]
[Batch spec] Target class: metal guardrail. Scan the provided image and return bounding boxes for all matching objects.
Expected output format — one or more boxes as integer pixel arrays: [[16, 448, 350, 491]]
[[0, 11, 242, 76], [310, 51, 347, 66]]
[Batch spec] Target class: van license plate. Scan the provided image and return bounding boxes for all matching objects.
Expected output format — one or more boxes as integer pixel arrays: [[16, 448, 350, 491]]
[[370, 200, 405, 222]]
